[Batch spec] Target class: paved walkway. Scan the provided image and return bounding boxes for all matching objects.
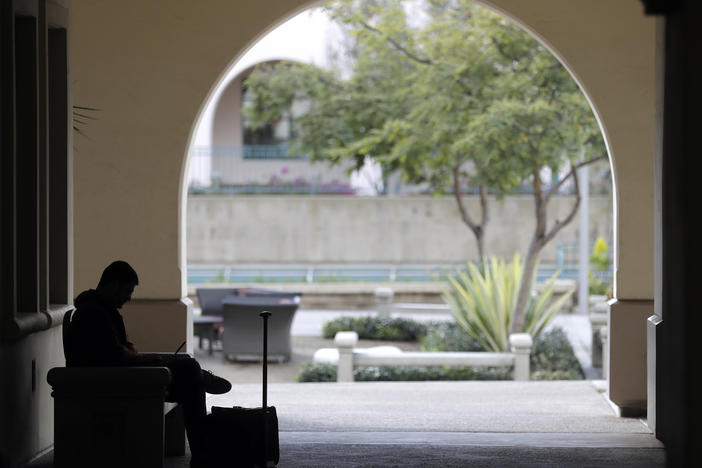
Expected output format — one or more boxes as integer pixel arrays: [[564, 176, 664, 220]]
[[170, 310, 666, 467], [159, 381, 662, 467], [32, 309, 662, 468]]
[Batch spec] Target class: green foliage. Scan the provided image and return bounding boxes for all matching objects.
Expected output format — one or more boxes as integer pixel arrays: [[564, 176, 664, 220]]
[[588, 236, 612, 297], [353, 365, 511, 381], [423, 322, 583, 380], [297, 323, 582, 381], [244, 0, 605, 197], [420, 320, 484, 352], [588, 275, 610, 297], [322, 316, 428, 341], [589, 237, 610, 271], [442, 254, 574, 352], [245, 0, 606, 332], [529, 328, 584, 380], [296, 362, 338, 382], [295, 361, 511, 382]]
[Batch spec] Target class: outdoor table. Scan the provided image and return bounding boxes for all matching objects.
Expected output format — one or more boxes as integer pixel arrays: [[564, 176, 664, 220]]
[[221, 295, 300, 362]]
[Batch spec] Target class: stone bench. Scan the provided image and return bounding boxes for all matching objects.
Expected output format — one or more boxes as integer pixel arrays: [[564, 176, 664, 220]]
[[47, 366, 185, 468]]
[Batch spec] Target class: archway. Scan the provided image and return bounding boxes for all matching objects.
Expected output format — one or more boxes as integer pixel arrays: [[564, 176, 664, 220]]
[[182, 2, 652, 430], [68, 0, 656, 436]]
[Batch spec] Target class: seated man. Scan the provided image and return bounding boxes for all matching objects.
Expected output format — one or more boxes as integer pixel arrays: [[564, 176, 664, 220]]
[[65, 260, 229, 468]]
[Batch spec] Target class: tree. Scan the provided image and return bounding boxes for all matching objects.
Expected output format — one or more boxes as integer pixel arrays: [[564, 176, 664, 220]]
[[462, 22, 606, 332], [244, 0, 606, 332], [245, 1, 508, 258]]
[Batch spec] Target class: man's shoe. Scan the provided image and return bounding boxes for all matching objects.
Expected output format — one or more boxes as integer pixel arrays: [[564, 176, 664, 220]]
[[202, 369, 231, 394]]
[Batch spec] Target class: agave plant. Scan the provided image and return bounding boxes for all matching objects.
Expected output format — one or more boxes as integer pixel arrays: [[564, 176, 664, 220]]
[[441, 254, 573, 352]]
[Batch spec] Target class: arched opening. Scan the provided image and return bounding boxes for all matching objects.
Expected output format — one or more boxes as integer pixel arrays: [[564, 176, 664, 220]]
[[219, 4, 647, 426], [179, 6, 656, 460]]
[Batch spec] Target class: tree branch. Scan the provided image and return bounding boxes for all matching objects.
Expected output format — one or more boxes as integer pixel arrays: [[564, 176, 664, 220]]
[[532, 164, 546, 237], [539, 166, 582, 248], [359, 21, 433, 65], [452, 166, 480, 232], [479, 183, 488, 228], [544, 154, 607, 202]]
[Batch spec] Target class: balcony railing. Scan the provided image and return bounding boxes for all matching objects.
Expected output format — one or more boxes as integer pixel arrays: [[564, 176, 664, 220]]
[[190, 144, 306, 160]]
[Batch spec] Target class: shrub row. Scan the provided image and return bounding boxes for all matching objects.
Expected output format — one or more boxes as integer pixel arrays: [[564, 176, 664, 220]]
[[322, 316, 428, 342], [299, 318, 584, 382], [295, 362, 512, 383]]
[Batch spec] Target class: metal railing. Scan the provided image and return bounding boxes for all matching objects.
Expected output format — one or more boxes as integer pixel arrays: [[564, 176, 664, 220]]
[[191, 144, 306, 160], [187, 260, 612, 285]]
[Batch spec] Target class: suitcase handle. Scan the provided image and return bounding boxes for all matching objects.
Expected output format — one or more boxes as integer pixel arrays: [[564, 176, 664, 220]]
[[260, 311, 271, 467], [260, 311, 270, 408]]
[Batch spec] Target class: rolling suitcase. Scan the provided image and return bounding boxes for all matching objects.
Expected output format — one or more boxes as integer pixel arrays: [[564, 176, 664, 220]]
[[208, 311, 280, 467]]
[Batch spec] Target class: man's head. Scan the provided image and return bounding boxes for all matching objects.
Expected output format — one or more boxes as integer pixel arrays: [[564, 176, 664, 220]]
[[96, 260, 139, 309]]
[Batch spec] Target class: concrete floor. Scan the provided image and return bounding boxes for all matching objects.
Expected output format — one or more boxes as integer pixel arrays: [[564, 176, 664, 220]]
[[179, 310, 662, 467], [163, 380, 661, 467], [32, 310, 665, 467]]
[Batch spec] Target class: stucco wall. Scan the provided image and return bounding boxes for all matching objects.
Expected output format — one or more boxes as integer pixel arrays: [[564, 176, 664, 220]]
[[0, 327, 64, 467], [70, 0, 655, 301], [187, 195, 613, 264]]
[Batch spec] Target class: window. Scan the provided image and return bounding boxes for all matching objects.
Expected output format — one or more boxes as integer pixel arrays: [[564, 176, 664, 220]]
[[1, 0, 71, 341]]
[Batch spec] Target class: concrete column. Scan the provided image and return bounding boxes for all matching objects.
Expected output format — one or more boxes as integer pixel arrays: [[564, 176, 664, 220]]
[[608, 299, 652, 415], [334, 331, 358, 382], [509, 333, 533, 381], [374, 287, 394, 318], [120, 298, 194, 354]]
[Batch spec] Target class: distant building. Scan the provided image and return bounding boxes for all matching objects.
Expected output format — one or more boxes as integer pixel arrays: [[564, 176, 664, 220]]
[[189, 61, 359, 195]]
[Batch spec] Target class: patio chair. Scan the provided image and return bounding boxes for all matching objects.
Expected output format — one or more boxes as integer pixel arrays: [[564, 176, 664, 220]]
[[194, 288, 236, 354], [221, 295, 300, 362]]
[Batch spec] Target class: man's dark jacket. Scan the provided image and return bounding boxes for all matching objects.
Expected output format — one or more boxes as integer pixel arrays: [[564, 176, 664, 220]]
[[65, 289, 135, 366]]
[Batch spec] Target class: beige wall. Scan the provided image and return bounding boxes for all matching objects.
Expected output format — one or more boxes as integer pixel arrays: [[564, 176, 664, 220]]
[[71, 0, 315, 299], [187, 195, 613, 265], [71, 0, 654, 301], [71, 2, 655, 405], [0, 327, 64, 467]]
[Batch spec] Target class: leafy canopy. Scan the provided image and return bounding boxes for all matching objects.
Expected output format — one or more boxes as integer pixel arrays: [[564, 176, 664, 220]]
[[244, 0, 604, 197]]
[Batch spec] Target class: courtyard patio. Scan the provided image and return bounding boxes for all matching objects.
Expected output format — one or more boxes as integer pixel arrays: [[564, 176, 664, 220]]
[[176, 310, 662, 467]]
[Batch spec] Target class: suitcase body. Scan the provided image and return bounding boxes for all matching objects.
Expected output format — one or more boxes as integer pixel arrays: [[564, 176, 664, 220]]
[[207, 311, 280, 467], [208, 406, 279, 467]]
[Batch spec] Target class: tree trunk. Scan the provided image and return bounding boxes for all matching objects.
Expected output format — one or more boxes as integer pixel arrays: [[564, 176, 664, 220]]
[[476, 227, 485, 261], [512, 240, 541, 333], [510, 162, 588, 333], [452, 166, 488, 261]]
